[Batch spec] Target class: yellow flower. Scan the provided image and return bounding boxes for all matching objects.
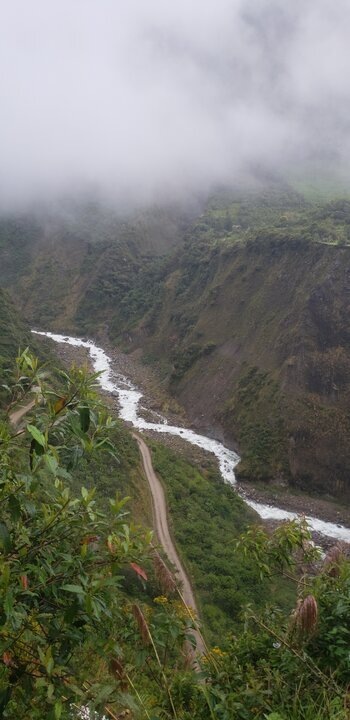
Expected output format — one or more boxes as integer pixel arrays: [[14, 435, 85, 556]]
[[172, 599, 197, 621], [154, 595, 168, 605], [211, 646, 227, 657]]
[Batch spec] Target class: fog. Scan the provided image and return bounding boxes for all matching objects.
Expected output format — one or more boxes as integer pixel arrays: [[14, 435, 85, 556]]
[[1, 0, 350, 209]]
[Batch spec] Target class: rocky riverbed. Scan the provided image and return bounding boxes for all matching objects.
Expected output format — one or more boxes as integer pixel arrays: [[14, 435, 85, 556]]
[[39, 331, 350, 543]]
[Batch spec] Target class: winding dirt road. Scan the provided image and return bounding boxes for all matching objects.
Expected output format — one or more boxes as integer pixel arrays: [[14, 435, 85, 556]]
[[9, 398, 205, 653], [132, 432, 205, 655]]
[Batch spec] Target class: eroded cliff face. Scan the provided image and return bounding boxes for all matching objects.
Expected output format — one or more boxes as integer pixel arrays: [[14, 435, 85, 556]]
[[116, 238, 350, 499]]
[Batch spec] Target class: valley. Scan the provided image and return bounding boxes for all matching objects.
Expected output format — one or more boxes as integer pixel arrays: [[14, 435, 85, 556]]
[[3, 3, 350, 715], [33, 330, 350, 541], [3, 188, 350, 528], [3, 189, 350, 503], [2, 187, 350, 718]]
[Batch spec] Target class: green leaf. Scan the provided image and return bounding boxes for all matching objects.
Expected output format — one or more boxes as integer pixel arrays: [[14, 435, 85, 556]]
[[27, 424, 46, 448], [4, 590, 14, 616], [61, 584, 85, 595], [45, 654, 54, 676], [45, 454, 58, 475], [22, 498, 36, 517], [54, 701, 62, 720], [30, 438, 45, 470], [0, 522, 12, 554], [8, 495, 21, 521], [93, 683, 116, 705], [79, 406, 90, 433], [0, 687, 12, 714]]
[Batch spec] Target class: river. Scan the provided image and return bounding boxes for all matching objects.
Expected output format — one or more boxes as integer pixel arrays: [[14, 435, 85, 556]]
[[32, 330, 350, 542]]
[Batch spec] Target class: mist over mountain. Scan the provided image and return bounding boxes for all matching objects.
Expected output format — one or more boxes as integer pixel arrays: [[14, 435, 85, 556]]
[[1, 0, 350, 210]]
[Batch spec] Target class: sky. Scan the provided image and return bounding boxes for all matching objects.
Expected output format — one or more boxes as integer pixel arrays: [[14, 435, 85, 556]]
[[1, 0, 350, 208]]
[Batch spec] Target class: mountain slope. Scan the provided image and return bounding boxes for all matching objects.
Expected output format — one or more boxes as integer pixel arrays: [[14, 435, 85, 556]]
[[108, 197, 350, 500], [2, 190, 350, 499], [0, 288, 34, 369], [0, 201, 197, 329]]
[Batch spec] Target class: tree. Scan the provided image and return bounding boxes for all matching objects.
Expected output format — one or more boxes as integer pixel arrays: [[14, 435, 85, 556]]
[[193, 523, 350, 720], [0, 350, 157, 718], [3, 349, 349, 720]]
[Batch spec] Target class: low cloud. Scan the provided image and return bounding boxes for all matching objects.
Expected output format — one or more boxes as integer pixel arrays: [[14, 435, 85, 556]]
[[1, 0, 350, 208]]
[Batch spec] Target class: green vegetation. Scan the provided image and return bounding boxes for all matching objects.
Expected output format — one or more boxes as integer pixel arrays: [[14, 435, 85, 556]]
[[223, 364, 288, 481], [2, 185, 350, 718], [0, 349, 198, 719], [72, 421, 153, 527], [103, 191, 350, 500], [1, 345, 350, 718], [192, 524, 350, 720], [149, 442, 294, 641], [4, 189, 350, 499], [0, 289, 33, 372], [0, 289, 54, 406], [170, 342, 216, 382], [2, 187, 350, 490], [0, 201, 193, 331]]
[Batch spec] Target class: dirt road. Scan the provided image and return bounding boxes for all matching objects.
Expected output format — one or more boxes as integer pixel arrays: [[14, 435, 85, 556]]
[[8, 398, 205, 653], [132, 432, 205, 655], [9, 399, 35, 426]]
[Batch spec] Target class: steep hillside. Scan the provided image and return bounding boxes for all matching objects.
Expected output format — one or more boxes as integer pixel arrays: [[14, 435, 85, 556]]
[[0, 200, 197, 330], [2, 189, 350, 499], [0, 288, 35, 370], [0, 288, 56, 408], [107, 195, 350, 500]]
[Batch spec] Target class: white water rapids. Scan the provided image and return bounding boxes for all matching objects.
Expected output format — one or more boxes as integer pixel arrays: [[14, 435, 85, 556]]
[[32, 330, 350, 543]]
